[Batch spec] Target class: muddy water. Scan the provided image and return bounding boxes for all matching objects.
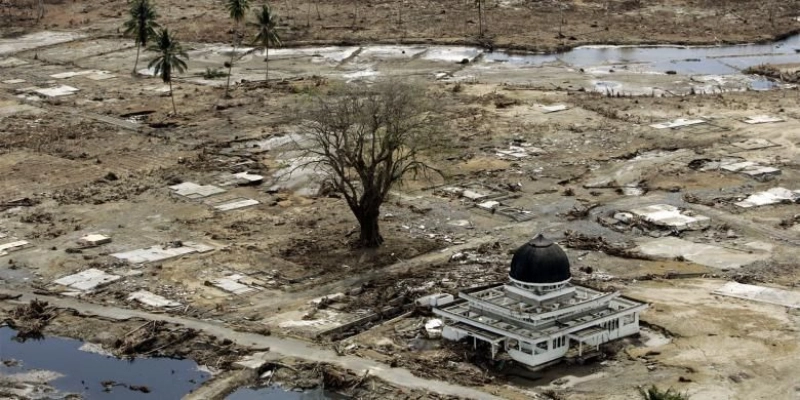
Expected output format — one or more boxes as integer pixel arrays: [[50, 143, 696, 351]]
[[491, 36, 800, 74], [265, 35, 800, 76], [0, 327, 209, 399], [227, 386, 335, 399]]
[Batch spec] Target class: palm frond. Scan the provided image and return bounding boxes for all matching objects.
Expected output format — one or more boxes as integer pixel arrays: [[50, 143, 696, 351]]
[[226, 0, 250, 22], [146, 28, 189, 83]]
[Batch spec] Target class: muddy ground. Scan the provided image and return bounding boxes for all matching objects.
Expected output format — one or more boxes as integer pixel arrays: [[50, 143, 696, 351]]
[[4, 0, 800, 51], [1, 1, 800, 399]]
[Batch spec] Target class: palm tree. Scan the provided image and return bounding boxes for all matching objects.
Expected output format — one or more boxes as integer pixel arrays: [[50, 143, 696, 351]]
[[123, 0, 159, 76], [224, 0, 250, 98], [254, 4, 281, 84], [147, 28, 188, 115]]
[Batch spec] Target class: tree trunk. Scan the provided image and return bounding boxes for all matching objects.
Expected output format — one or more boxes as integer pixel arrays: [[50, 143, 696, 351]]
[[356, 208, 383, 248], [36, 0, 44, 24], [477, 0, 483, 37], [169, 79, 177, 115], [265, 42, 270, 84], [133, 42, 141, 76], [224, 25, 237, 98]]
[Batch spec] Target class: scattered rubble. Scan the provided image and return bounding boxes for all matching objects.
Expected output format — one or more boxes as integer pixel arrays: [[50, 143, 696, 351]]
[[128, 290, 182, 308], [564, 231, 648, 259], [4, 300, 56, 340], [692, 157, 782, 181]]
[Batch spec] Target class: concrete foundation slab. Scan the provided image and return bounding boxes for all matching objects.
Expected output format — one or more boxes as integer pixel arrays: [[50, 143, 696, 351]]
[[541, 104, 568, 113], [85, 72, 116, 81], [111, 242, 214, 263], [731, 138, 780, 150], [0, 58, 28, 67], [635, 237, 768, 269], [735, 187, 800, 208], [128, 290, 181, 308], [650, 118, 706, 129], [462, 190, 489, 201], [50, 71, 95, 79], [169, 182, 226, 199], [629, 204, 710, 231], [143, 84, 170, 93], [0, 31, 85, 56], [713, 281, 800, 309], [212, 198, 260, 211], [33, 85, 79, 98], [53, 268, 121, 292], [0, 240, 31, 256], [742, 115, 785, 124], [0, 103, 43, 118], [477, 200, 501, 210], [211, 274, 259, 295]]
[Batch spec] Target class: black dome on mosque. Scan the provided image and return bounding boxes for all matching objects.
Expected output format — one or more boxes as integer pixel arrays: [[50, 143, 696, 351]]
[[509, 234, 571, 284]]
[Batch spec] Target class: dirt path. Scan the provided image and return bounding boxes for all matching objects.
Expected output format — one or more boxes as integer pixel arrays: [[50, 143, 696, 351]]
[[0, 290, 502, 400]]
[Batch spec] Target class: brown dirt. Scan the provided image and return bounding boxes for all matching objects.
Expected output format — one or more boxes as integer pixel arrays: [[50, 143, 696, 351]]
[[3, 0, 800, 52]]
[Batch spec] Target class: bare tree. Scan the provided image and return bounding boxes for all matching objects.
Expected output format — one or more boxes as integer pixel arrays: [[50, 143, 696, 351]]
[[300, 82, 443, 248]]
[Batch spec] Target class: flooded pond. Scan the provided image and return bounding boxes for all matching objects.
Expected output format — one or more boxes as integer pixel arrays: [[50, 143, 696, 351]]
[[260, 34, 800, 76], [217, 34, 800, 92], [0, 327, 210, 399]]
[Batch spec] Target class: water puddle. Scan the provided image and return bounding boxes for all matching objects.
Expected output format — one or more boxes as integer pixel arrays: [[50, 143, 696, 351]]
[[0, 327, 210, 399], [227, 386, 333, 399]]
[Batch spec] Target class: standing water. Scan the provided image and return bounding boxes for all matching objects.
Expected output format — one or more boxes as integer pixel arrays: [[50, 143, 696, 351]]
[[0, 327, 209, 399]]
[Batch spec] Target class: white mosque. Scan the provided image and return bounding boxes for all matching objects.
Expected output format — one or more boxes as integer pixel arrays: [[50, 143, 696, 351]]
[[433, 234, 647, 368]]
